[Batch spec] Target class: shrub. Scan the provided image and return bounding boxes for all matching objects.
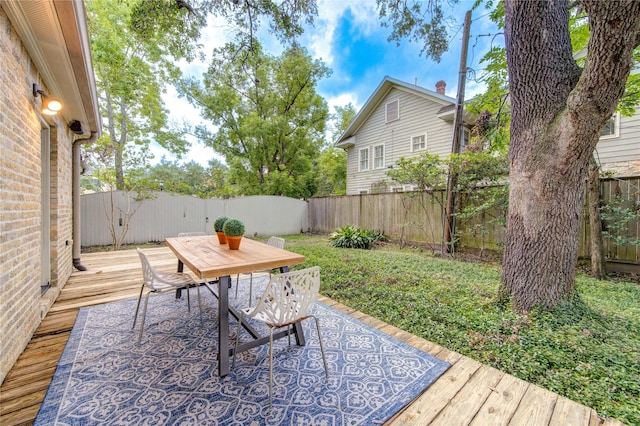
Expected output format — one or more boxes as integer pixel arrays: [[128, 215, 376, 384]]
[[364, 229, 389, 244], [222, 218, 245, 236], [214, 216, 229, 232], [329, 226, 387, 249]]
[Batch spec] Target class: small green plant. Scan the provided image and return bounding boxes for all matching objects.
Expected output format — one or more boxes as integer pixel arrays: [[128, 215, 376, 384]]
[[363, 229, 389, 244], [329, 226, 387, 249], [600, 193, 640, 246], [222, 218, 245, 236], [214, 216, 229, 232]]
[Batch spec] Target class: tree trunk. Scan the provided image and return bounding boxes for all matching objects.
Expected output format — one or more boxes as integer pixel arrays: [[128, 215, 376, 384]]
[[499, 0, 640, 311], [588, 157, 606, 279]]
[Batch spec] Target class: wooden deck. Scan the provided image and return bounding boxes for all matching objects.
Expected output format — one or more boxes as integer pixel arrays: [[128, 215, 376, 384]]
[[0, 248, 624, 425]]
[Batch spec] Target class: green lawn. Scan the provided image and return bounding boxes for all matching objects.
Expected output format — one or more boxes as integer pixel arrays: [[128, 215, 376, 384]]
[[282, 234, 640, 425]]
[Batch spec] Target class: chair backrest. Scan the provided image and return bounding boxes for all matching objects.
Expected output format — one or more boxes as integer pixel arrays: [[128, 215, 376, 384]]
[[251, 266, 320, 326], [266, 236, 285, 249], [177, 232, 206, 237], [137, 248, 160, 290]]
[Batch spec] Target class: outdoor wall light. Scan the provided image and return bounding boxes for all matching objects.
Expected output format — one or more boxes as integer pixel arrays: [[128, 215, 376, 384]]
[[33, 83, 63, 115]]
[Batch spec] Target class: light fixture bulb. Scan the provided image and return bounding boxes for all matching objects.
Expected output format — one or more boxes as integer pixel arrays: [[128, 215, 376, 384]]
[[42, 107, 58, 116], [44, 97, 63, 113]]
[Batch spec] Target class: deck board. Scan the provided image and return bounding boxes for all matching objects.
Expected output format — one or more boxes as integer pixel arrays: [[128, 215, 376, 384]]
[[0, 247, 624, 425]]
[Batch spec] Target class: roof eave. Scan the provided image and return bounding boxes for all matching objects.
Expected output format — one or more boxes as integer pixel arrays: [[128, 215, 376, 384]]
[[2, 0, 101, 136]]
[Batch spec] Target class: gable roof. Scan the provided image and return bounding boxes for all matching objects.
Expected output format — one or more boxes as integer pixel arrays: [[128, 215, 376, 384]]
[[335, 76, 456, 148]]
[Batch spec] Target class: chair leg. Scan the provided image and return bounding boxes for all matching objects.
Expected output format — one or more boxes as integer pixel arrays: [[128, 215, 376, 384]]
[[137, 292, 152, 345], [269, 328, 275, 409], [313, 316, 329, 379], [132, 284, 145, 330]]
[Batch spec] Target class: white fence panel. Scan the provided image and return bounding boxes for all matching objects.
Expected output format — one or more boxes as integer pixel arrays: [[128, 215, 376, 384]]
[[80, 191, 308, 247], [223, 196, 309, 237]]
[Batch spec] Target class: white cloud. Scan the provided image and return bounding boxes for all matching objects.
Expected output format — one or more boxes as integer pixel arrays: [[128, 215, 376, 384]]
[[327, 92, 360, 111]]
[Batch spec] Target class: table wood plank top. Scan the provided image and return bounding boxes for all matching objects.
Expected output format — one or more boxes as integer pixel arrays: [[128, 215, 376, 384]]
[[165, 235, 305, 279]]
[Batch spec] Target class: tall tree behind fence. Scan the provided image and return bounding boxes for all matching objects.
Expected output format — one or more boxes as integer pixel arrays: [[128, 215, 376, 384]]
[[81, 192, 309, 246], [308, 178, 639, 264]]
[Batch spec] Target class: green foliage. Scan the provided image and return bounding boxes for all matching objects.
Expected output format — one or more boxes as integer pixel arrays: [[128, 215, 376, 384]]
[[213, 216, 229, 233], [315, 147, 347, 196], [449, 151, 509, 252], [86, 0, 190, 190], [179, 41, 329, 198], [330, 103, 357, 144], [377, 0, 449, 62], [128, 0, 317, 57], [222, 218, 245, 236], [329, 226, 386, 249], [601, 192, 640, 246], [363, 229, 389, 244], [283, 235, 640, 425], [386, 152, 447, 191]]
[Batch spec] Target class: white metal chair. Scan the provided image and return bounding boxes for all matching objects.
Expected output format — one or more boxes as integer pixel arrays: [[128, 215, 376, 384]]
[[235, 236, 285, 304], [232, 266, 328, 408], [133, 248, 203, 345]]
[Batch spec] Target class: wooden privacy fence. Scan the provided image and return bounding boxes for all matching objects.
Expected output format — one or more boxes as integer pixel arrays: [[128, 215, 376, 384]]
[[308, 177, 640, 265]]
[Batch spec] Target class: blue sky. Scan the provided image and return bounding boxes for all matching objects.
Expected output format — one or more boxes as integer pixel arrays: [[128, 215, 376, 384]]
[[156, 0, 504, 165]]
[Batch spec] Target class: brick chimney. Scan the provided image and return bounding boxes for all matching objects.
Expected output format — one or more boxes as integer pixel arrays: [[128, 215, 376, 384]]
[[435, 80, 446, 95]]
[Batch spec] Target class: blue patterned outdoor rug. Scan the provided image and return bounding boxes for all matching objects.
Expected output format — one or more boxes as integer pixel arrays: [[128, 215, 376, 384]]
[[36, 276, 450, 425]]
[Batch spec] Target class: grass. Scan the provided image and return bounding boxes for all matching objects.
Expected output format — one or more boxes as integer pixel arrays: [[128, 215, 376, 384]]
[[280, 234, 640, 425]]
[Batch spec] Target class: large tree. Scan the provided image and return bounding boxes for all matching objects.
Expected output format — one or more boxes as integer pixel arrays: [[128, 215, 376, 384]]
[[87, 0, 319, 191], [179, 42, 330, 198], [377, 0, 640, 311], [499, 0, 640, 310], [86, 0, 191, 190]]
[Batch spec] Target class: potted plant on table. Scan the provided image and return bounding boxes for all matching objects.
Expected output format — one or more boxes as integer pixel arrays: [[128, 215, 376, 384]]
[[222, 219, 245, 250], [214, 216, 229, 244]]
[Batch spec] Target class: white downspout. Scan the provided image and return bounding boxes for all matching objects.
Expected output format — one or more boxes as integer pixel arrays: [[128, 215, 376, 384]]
[[72, 132, 99, 271]]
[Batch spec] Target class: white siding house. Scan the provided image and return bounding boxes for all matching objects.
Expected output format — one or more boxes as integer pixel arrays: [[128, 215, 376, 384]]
[[336, 76, 470, 195], [595, 110, 640, 177], [336, 76, 639, 195]]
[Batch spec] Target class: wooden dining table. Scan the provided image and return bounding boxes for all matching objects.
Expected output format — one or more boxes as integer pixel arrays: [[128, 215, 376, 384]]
[[165, 235, 306, 376]]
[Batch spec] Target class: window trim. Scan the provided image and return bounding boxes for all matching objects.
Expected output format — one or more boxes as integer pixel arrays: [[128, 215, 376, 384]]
[[600, 113, 620, 139], [373, 144, 385, 169], [359, 147, 370, 171], [385, 99, 399, 123], [410, 133, 427, 152]]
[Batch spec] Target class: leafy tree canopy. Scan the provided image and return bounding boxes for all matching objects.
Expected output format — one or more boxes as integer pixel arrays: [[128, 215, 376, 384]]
[[178, 41, 330, 198]]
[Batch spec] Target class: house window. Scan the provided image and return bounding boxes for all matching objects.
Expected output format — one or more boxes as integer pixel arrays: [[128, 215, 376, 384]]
[[386, 99, 399, 123], [411, 134, 426, 151], [359, 148, 369, 171], [374, 144, 384, 169], [463, 128, 470, 149], [600, 114, 619, 139]]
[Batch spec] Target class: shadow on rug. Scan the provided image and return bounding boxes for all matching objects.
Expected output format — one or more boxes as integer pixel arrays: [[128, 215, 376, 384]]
[[36, 277, 450, 425]]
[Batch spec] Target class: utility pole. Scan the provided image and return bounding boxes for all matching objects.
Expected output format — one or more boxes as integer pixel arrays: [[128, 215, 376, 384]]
[[443, 9, 471, 254]]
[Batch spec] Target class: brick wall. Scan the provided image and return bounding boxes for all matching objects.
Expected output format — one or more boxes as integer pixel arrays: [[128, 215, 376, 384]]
[[0, 8, 75, 385]]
